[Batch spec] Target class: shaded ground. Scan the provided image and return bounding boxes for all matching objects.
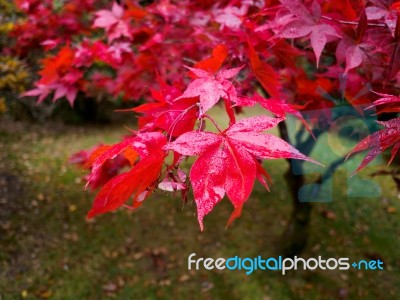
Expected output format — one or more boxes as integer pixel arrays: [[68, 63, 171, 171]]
[[0, 116, 399, 300]]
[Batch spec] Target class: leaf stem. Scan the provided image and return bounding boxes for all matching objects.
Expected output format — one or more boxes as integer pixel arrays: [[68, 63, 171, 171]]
[[167, 104, 198, 141], [203, 114, 223, 133], [321, 15, 386, 27]]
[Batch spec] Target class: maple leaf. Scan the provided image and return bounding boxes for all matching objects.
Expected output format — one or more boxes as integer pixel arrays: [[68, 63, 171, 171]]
[[86, 132, 166, 218], [278, 0, 341, 67], [234, 93, 315, 138], [22, 80, 81, 107], [191, 44, 228, 75], [344, 44, 365, 72], [165, 116, 319, 230], [366, 2, 399, 37], [23, 44, 85, 106], [212, 3, 248, 30], [366, 91, 400, 113], [248, 42, 282, 98], [175, 66, 242, 113], [128, 76, 198, 136], [73, 41, 106, 67], [270, 39, 302, 69], [21, 83, 51, 103], [70, 144, 137, 191], [348, 118, 400, 173], [335, 9, 373, 73], [106, 42, 133, 64], [51, 83, 79, 106], [93, 2, 132, 42], [39, 45, 75, 84]]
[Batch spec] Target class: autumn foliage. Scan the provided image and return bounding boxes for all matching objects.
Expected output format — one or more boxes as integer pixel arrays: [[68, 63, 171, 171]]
[[9, 0, 400, 229]]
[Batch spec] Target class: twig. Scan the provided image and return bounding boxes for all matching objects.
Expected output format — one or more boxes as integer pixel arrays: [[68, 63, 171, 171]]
[[321, 15, 386, 27], [203, 114, 223, 132]]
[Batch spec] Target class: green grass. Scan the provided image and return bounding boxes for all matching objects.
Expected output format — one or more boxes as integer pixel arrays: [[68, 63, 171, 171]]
[[0, 115, 399, 300]]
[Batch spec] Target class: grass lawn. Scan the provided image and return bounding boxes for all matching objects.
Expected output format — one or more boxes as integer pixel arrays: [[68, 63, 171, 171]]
[[0, 111, 399, 299]]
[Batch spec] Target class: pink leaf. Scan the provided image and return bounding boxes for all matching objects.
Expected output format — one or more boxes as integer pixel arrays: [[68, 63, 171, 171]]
[[367, 92, 400, 108], [228, 132, 321, 164], [165, 132, 222, 156], [310, 24, 341, 67], [176, 67, 239, 113], [348, 118, 400, 172], [279, 0, 314, 23], [227, 116, 283, 133], [217, 65, 244, 80], [190, 145, 227, 231], [345, 45, 364, 73], [278, 19, 313, 38], [21, 84, 50, 103]]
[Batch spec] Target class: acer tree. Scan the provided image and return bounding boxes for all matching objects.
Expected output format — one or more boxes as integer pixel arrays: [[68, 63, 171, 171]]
[[10, 0, 400, 255]]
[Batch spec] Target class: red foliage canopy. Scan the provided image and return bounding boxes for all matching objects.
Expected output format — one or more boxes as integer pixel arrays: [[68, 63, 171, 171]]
[[10, 0, 400, 229]]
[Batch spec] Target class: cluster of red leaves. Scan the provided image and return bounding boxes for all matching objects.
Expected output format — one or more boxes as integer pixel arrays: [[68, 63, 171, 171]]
[[10, 0, 400, 229], [16, 0, 400, 106], [11, 0, 95, 56], [73, 61, 320, 228], [166, 116, 320, 229], [348, 92, 400, 172]]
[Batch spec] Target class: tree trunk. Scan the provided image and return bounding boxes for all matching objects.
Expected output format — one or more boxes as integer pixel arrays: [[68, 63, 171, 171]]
[[277, 121, 313, 257], [280, 165, 312, 257]]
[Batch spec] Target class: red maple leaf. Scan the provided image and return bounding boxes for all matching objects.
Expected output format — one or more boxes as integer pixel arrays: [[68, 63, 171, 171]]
[[367, 91, 400, 114], [165, 116, 319, 230], [93, 2, 132, 42], [277, 0, 341, 67], [191, 44, 228, 75], [335, 9, 373, 73], [70, 144, 134, 191], [248, 41, 282, 98], [234, 93, 315, 138], [175, 65, 242, 113], [22, 44, 85, 106], [86, 132, 166, 218], [348, 118, 400, 172], [128, 76, 199, 136], [39, 45, 75, 84], [366, 1, 399, 37]]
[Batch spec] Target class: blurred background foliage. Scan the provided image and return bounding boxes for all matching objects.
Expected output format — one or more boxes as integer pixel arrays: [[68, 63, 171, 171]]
[[0, 0, 129, 124]]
